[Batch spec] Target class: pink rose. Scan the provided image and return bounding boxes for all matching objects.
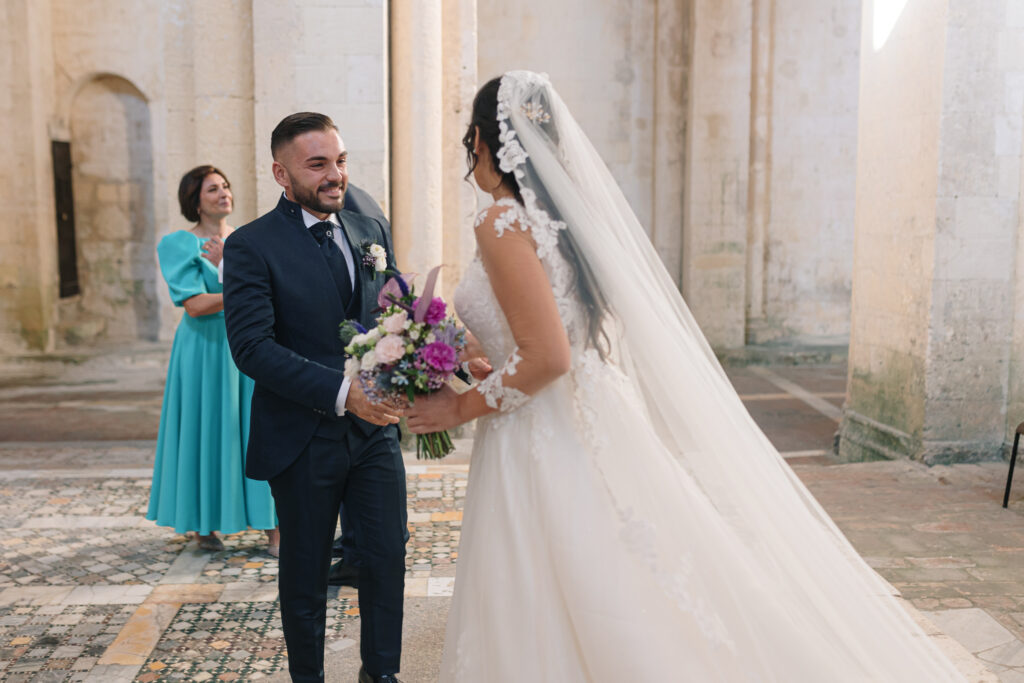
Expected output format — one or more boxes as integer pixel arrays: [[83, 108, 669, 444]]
[[375, 334, 407, 365], [381, 310, 408, 334], [418, 341, 458, 373]]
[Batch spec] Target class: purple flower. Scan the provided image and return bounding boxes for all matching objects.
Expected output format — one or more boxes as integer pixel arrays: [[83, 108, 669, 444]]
[[413, 297, 447, 326], [418, 341, 458, 373]]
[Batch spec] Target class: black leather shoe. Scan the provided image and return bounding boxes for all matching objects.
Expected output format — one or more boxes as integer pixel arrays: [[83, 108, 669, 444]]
[[358, 666, 403, 682], [327, 559, 359, 588]]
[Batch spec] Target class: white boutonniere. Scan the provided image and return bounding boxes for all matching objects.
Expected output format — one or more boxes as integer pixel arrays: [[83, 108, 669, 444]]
[[361, 241, 388, 276]]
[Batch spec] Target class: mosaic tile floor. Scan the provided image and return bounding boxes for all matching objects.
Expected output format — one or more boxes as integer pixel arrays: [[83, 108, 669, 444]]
[[0, 467, 467, 681], [136, 599, 358, 682], [0, 603, 134, 681]]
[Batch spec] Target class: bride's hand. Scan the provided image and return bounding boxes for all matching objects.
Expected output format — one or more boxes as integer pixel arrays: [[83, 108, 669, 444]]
[[406, 384, 462, 433], [460, 331, 487, 362], [466, 357, 492, 380]]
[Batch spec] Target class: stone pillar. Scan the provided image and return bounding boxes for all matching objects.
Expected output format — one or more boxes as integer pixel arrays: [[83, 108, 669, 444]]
[[681, 0, 752, 349], [841, 0, 1024, 463], [440, 0, 478, 298], [650, 0, 689, 285], [0, 0, 58, 352], [390, 0, 445, 281], [744, 0, 773, 342]]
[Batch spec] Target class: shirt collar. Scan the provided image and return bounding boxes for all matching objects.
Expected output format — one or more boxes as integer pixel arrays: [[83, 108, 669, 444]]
[[283, 194, 340, 229]]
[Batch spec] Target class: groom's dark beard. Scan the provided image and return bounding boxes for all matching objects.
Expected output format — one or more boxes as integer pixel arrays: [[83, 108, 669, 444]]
[[291, 177, 346, 215]]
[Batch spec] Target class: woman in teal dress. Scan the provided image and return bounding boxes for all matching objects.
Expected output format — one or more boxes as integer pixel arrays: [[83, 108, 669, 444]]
[[147, 165, 279, 554]]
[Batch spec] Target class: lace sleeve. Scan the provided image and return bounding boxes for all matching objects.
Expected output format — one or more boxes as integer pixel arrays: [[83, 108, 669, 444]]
[[466, 200, 572, 415], [475, 349, 530, 412]]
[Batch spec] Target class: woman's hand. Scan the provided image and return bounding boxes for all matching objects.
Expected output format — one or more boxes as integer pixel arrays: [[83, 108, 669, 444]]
[[406, 385, 463, 434], [460, 330, 487, 362], [466, 357, 492, 380], [201, 236, 224, 266]]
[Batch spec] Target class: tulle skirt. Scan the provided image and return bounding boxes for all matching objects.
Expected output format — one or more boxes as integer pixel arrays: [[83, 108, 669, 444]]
[[440, 353, 962, 681]]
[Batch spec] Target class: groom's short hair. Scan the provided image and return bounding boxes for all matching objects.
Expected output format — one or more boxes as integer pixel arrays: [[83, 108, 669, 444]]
[[271, 112, 338, 159]]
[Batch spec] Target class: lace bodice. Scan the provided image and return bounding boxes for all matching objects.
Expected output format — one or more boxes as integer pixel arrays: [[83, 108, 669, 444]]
[[453, 199, 587, 411]]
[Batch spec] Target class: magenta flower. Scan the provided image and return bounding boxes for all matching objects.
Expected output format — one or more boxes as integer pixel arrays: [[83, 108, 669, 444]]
[[418, 341, 458, 373], [424, 297, 447, 325]]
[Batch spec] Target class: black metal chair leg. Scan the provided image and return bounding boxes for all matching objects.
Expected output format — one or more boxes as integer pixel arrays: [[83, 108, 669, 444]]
[[1004, 431, 1021, 508]]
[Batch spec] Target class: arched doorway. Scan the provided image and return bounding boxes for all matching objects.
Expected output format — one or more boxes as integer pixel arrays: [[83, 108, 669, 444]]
[[57, 74, 157, 345]]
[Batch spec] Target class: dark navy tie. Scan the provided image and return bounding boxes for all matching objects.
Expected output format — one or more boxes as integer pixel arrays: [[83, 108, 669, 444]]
[[308, 221, 353, 304]]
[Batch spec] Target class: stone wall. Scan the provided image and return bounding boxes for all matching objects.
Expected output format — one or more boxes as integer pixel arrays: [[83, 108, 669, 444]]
[[252, 0, 389, 215], [759, 0, 861, 342], [684, 0, 861, 348], [60, 75, 156, 344], [841, 0, 1024, 463], [0, 0, 389, 351]]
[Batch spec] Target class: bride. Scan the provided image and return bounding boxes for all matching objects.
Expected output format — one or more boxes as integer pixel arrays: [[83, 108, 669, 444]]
[[405, 71, 964, 681]]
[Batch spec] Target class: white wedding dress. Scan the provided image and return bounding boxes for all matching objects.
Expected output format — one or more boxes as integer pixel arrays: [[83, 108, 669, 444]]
[[440, 72, 965, 681]]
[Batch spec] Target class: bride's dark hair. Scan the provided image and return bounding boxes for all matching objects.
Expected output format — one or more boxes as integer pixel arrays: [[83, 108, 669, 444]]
[[463, 77, 610, 360]]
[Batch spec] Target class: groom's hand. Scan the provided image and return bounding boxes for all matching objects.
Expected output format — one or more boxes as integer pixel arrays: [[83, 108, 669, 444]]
[[345, 382, 403, 425]]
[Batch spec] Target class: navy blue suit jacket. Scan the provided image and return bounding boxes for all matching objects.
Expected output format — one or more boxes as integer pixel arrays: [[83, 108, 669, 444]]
[[223, 191, 397, 481]]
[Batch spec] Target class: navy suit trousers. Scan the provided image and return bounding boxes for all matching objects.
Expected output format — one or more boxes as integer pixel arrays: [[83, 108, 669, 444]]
[[269, 424, 407, 681]]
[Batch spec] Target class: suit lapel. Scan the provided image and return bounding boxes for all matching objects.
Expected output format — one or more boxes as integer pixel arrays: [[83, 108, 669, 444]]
[[335, 212, 362, 292], [336, 212, 369, 320]]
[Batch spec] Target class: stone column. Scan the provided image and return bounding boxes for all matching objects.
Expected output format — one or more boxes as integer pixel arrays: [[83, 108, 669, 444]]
[[440, 0, 478, 299], [0, 0, 58, 352], [681, 0, 752, 349], [651, 0, 689, 286], [841, 0, 1024, 463], [744, 0, 773, 343], [390, 0, 445, 282]]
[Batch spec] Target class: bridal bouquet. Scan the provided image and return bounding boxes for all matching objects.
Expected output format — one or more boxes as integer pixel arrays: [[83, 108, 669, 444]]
[[340, 266, 466, 459]]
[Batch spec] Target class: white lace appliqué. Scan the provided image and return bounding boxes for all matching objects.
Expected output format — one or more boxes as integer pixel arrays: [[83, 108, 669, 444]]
[[475, 349, 529, 412]]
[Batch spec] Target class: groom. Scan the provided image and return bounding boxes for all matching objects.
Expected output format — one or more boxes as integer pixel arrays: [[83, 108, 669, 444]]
[[223, 112, 407, 683]]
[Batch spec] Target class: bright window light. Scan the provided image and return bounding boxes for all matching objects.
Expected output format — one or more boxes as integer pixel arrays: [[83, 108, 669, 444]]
[[873, 0, 910, 51]]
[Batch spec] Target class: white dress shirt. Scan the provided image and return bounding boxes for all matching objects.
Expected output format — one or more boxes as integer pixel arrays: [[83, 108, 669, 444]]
[[220, 198, 357, 416], [300, 207, 356, 417]]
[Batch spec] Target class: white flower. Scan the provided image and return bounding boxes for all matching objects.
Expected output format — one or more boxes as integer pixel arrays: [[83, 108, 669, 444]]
[[425, 332, 436, 344], [361, 350, 378, 369], [409, 327, 421, 341], [367, 327, 381, 341], [344, 357, 360, 379], [364, 243, 388, 273], [350, 333, 369, 346]]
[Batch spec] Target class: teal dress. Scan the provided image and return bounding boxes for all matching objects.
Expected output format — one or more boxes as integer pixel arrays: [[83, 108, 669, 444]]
[[147, 230, 277, 535]]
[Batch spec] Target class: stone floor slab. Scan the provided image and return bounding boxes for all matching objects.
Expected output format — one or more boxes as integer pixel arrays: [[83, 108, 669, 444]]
[[148, 583, 223, 604], [20, 515, 146, 529], [0, 585, 74, 606], [98, 601, 179, 666], [62, 584, 152, 605], [157, 545, 210, 585], [218, 581, 279, 603], [924, 608, 1019, 654]]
